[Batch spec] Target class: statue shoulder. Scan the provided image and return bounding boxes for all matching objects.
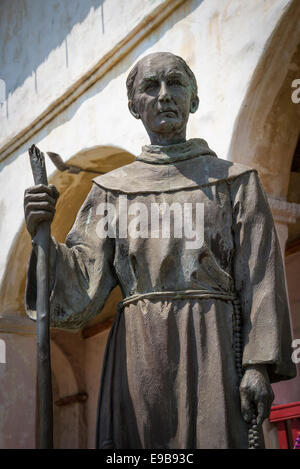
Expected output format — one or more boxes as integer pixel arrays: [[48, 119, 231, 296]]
[[93, 161, 143, 192], [92, 156, 257, 194], [208, 156, 256, 182]]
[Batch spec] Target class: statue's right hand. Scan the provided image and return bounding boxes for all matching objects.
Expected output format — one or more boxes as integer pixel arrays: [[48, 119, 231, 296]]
[[24, 184, 59, 238]]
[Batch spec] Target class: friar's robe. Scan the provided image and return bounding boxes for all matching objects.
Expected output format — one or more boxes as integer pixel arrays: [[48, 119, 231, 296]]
[[26, 138, 296, 449]]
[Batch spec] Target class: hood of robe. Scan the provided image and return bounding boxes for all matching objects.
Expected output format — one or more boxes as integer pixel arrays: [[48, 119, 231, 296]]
[[136, 138, 216, 164], [93, 138, 255, 194]]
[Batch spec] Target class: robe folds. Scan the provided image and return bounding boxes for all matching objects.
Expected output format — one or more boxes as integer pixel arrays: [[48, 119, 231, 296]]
[[26, 138, 296, 449]]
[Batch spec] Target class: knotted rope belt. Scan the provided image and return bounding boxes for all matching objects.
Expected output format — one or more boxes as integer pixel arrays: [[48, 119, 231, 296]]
[[118, 289, 261, 449], [118, 289, 235, 309]]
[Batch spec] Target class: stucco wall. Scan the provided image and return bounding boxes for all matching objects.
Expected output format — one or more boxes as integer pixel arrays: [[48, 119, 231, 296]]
[[84, 330, 109, 448], [0, 334, 36, 448], [0, 0, 167, 149]]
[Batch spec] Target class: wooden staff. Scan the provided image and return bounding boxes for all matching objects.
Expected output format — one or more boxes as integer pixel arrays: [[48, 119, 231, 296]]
[[28, 144, 53, 449]]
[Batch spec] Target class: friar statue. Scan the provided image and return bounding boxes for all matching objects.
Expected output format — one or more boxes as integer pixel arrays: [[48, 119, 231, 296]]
[[24, 52, 296, 449]]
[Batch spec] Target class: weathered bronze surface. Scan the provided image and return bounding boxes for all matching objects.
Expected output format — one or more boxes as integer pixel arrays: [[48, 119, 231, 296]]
[[24, 52, 296, 449], [27, 145, 53, 449]]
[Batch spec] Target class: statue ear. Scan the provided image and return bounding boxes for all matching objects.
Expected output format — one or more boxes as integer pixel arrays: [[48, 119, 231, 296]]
[[128, 100, 140, 119], [190, 96, 199, 114]]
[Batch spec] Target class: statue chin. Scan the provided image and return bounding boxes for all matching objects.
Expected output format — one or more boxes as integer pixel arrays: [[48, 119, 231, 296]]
[[150, 118, 185, 137]]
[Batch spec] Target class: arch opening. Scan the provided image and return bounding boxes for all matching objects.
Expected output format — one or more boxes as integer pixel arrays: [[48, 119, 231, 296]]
[[229, 0, 300, 198]]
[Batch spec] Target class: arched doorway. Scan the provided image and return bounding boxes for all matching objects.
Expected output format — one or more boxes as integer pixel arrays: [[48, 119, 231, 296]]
[[229, 0, 300, 199]]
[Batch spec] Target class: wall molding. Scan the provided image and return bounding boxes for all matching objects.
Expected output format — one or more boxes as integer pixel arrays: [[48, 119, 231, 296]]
[[268, 196, 300, 224], [0, 0, 185, 164], [0, 315, 36, 336], [286, 238, 300, 257]]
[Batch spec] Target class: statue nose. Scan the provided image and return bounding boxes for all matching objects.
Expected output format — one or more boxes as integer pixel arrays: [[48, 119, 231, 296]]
[[158, 81, 171, 102]]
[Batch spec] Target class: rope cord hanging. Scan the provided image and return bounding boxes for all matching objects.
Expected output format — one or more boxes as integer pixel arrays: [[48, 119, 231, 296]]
[[233, 297, 262, 449]]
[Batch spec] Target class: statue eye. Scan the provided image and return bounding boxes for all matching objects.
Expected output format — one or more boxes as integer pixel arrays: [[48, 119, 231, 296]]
[[143, 81, 159, 91], [168, 78, 182, 87]]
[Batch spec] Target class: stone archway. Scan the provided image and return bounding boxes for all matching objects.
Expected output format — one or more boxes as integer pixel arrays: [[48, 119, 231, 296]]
[[228, 0, 300, 449], [0, 145, 134, 448], [229, 0, 300, 199]]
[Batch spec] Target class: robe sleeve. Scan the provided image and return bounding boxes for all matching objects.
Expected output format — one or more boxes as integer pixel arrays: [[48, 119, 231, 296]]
[[25, 183, 118, 330], [230, 170, 296, 383]]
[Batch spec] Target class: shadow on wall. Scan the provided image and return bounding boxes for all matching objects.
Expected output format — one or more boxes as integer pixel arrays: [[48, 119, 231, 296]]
[[0, 0, 105, 96], [0, 0, 201, 162]]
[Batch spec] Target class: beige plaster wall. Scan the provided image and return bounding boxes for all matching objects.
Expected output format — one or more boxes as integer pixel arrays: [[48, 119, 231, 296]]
[[0, 333, 36, 448], [0, 0, 167, 149], [84, 329, 109, 448]]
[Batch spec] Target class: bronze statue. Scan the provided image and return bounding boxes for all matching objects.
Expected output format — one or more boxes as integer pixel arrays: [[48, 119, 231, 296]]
[[24, 52, 296, 449]]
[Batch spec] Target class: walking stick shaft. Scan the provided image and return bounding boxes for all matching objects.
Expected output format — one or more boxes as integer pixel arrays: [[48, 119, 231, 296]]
[[28, 145, 53, 449]]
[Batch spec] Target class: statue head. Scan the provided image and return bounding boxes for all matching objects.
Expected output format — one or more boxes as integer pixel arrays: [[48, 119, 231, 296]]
[[126, 52, 199, 146]]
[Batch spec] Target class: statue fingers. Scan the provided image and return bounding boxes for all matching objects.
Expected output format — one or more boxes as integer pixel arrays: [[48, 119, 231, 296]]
[[24, 192, 57, 209], [27, 209, 54, 224], [26, 210, 55, 237], [264, 389, 275, 421], [25, 202, 56, 221], [49, 184, 60, 200], [24, 184, 55, 197], [256, 400, 266, 425], [240, 389, 253, 423], [255, 382, 274, 425]]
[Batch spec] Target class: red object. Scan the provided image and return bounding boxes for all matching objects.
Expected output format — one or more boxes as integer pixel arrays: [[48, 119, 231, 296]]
[[269, 401, 300, 449]]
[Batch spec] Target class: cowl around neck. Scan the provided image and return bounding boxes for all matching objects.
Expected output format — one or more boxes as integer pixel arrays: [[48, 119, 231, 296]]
[[136, 138, 217, 164]]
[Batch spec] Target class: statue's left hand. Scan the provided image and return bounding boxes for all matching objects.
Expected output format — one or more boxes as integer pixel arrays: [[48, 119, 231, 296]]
[[239, 365, 274, 425]]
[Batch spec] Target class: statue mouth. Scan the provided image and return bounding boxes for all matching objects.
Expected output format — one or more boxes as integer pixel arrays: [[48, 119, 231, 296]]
[[159, 109, 177, 116]]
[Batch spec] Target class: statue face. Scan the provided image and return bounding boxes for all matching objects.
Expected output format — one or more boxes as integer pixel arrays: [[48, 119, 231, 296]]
[[129, 53, 198, 144]]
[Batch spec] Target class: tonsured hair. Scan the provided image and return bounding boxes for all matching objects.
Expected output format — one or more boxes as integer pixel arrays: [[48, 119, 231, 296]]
[[126, 53, 198, 103]]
